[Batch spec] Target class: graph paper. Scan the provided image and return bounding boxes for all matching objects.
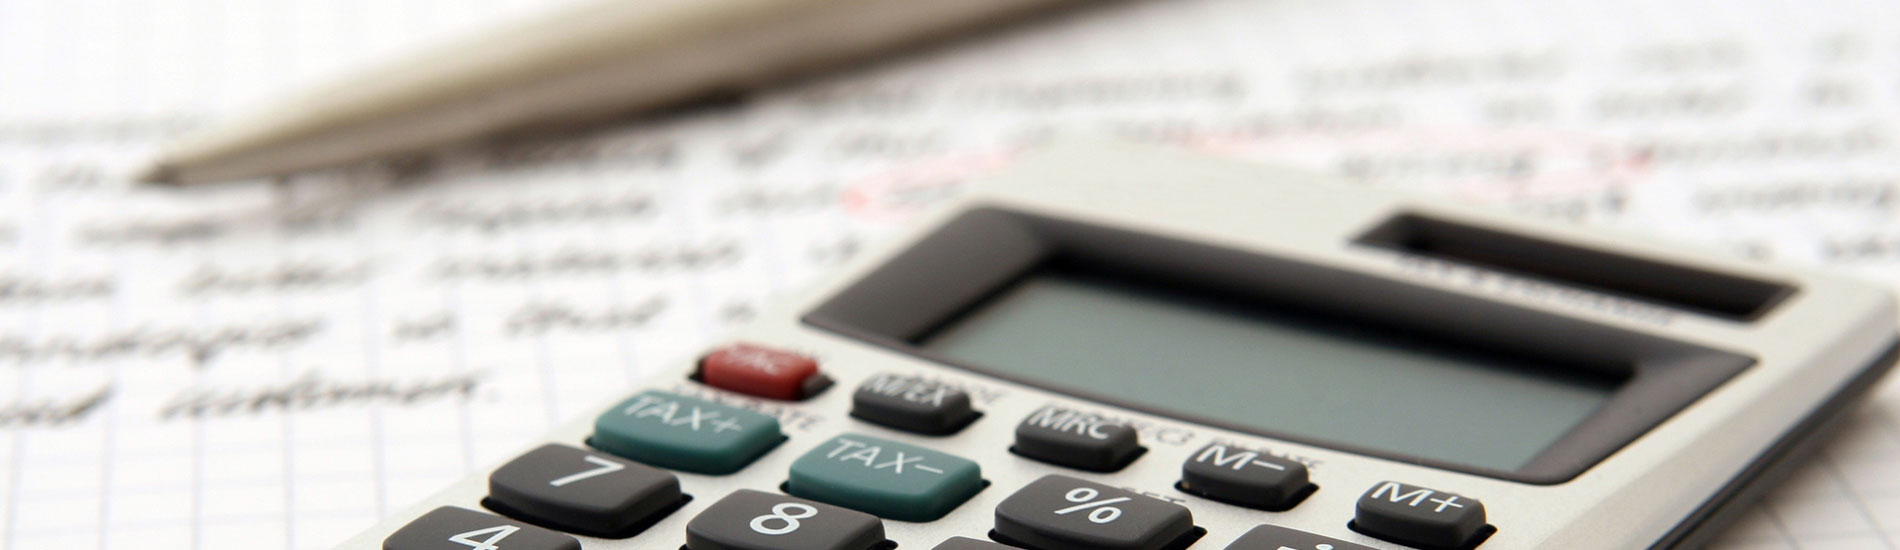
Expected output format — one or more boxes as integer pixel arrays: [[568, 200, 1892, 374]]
[[0, 0, 1896, 548]]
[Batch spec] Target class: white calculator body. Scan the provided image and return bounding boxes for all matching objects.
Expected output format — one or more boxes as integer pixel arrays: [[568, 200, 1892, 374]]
[[340, 142, 1899, 550]]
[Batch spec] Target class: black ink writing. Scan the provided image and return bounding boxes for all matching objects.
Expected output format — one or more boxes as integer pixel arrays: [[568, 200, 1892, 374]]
[[0, 387, 111, 429], [1593, 84, 1748, 120], [1297, 51, 1563, 94], [433, 242, 742, 281], [714, 184, 842, 217], [1694, 177, 1898, 214], [0, 317, 325, 367], [0, 273, 114, 305], [505, 297, 668, 336], [1627, 125, 1887, 168], [178, 260, 371, 296], [391, 311, 457, 342], [412, 193, 656, 234], [159, 370, 484, 419]]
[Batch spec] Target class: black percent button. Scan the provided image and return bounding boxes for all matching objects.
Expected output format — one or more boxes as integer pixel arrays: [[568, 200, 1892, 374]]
[[992, 474, 1200, 550], [383, 506, 579, 550], [850, 373, 981, 435], [1012, 406, 1144, 472], [685, 489, 888, 550], [484, 443, 687, 537], [1350, 481, 1493, 550], [1177, 442, 1315, 511]]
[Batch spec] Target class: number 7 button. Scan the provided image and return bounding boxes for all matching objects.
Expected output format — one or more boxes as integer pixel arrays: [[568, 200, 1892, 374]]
[[485, 444, 687, 537]]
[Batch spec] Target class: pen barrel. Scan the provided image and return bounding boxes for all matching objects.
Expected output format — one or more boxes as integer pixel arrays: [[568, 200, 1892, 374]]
[[149, 0, 1082, 185]]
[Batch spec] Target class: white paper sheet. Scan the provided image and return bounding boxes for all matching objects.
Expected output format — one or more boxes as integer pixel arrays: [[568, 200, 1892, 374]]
[[1, 0, 1896, 548]]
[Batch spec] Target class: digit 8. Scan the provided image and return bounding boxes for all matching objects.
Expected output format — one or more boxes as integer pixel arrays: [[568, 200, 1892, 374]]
[[748, 502, 818, 536]]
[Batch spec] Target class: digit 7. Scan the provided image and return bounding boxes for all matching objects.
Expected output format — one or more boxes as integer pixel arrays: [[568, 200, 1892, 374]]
[[548, 455, 626, 487]]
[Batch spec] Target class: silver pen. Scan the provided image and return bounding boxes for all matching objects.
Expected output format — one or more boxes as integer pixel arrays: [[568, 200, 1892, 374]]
[[138, 0, 1081, 186]]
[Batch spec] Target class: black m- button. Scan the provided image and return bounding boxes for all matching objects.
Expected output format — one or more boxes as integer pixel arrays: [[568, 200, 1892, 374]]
[[1177, 443, 1315, 511]]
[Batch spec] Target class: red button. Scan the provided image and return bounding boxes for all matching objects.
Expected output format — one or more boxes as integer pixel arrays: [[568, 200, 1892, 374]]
[[698, 343, 829, 400]]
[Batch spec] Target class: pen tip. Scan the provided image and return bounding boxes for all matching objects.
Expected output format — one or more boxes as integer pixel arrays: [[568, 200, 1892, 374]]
[[133, 163, 181, 186]]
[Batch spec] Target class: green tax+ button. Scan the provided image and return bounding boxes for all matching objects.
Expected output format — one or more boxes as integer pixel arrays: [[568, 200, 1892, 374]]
[[787, 433, 984, 522], [591, 390, 784, 475]]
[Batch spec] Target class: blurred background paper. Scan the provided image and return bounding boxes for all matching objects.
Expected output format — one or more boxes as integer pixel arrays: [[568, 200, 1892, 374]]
[[1, 0, 1897, 548]]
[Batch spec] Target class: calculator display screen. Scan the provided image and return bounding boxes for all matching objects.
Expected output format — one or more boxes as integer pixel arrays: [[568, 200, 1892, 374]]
[[921, 269, 1623, 471]]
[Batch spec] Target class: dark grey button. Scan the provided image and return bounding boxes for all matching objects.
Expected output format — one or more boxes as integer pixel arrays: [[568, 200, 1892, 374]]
[[685, 489, 887, 550], [383, 506, 579, 550], [933, 536, 1020, 550], [851, 374, 981, 434], [1011, 406, 1143, 472], [1224, 525, 1374, 550], [485, 443, 685, 537], [1351, 481, 1491, 549], [1177, 443, 1315, 511], [993, 474, 1195, 550]]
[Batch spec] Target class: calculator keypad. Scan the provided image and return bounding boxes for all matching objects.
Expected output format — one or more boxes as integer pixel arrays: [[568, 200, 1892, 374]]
[[685, 489, 887, 550], [993, 474, 1197, 550], [484, 443, 684, 537], [786, 433, 985, 521], [380, 348, 1498, 550], [382, 506, 579, 550], [590, 389, 785, 474]]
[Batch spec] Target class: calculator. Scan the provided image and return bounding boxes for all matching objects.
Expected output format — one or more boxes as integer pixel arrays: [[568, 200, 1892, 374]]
[[339, 142, 1899, 550]]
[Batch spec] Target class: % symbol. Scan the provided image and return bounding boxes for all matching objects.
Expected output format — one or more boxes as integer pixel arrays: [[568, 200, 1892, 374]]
[[1055, 488, 1130, 524]]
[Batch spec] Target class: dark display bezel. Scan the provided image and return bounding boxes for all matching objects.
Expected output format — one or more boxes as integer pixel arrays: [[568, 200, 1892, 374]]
[[803, 207, 1755, 484]]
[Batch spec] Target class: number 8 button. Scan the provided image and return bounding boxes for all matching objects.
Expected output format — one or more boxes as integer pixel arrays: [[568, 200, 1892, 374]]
[[686, 489, 887, 550]]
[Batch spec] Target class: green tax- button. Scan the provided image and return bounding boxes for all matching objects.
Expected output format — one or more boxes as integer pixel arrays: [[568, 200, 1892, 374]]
[[591, 390, 784, 475], [787, 434, 983, 522]]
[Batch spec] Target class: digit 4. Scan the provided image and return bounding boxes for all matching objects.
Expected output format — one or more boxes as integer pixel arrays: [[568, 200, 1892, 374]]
[[449, 525, 519, 550]]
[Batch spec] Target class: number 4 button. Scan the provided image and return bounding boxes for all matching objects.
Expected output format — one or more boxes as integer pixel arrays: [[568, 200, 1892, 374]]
[[383, 507, 579, 550]]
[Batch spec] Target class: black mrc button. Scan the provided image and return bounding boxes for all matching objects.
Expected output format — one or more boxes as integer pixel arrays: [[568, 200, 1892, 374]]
[[1350, 481, 1494, 550], [1011, 406, 1144, 472]]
